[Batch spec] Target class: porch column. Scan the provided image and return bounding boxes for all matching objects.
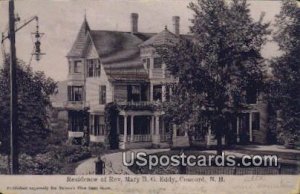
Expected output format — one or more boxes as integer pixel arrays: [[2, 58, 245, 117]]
[[155, 115, 160, 135], [162, 85, 166, 102], [116, 116, 119, 134], [207, 126, 212, 146], [151, 116, 155, 135], [249, 113, 253, 142], [150, 83, 153, 101], [184, 123, 188, 137], [89, 114, 93, 135], [130, 115, 134, 142], [124, 115, 128, 143], [152, 114, 161, 146], [172, 124, 177, 138], [236, 117, 240, 143]]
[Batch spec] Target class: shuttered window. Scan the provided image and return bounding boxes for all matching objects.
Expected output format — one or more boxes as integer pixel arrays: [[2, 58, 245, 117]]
[[252, 112, 260, 130], [99, 85, 106, 104]]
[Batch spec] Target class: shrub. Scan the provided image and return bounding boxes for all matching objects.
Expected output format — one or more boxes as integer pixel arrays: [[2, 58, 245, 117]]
[[105, 102, 119, 149], [54, 144, 91, 163], [19, 153, 62, 174], [89, 142, 106, 156], [0, 155, 8, 174], [67, 151, 91, 163]]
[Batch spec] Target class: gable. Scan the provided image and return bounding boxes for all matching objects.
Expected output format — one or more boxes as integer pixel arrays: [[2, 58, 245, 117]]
[[67, 19, 90, 57], [86, 39, 99, 59]]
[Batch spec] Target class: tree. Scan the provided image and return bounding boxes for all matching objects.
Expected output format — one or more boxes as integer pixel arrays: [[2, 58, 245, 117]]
[[0, 56, 57, 156], [158, 0, 270, 154], [269, 0, 300, 146]]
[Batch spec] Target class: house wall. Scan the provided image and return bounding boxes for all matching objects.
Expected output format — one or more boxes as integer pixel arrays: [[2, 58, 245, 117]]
[[239, 93, 269, 144], [85, 67, 113, 113], [85, 42, 113, 113], [114, 84, 128, 102], [250, 97, 268, 144], [67, 58, 85, 86]]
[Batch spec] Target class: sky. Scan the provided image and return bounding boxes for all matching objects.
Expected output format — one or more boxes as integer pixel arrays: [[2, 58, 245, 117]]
[[0, 0, 284, 81]]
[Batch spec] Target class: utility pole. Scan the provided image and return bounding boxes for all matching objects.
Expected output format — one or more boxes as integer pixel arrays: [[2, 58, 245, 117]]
[[8, 0, 18, 174], [2, 0, 44, 174]]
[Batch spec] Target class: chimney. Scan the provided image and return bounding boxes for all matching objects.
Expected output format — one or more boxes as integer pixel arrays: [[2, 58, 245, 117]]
[[131, 13, 139, 34], [172, 16, 180, 36]]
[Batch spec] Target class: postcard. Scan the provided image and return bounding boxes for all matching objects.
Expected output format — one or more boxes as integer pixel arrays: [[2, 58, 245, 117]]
[[0, 0, 299, 193]]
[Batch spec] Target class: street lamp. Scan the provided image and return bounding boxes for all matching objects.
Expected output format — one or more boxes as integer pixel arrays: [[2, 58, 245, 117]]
[[1, 0, 45, 174]]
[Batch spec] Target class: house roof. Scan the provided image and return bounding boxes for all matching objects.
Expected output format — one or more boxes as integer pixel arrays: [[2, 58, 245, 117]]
[[67, 18, 90, 57], [67, 19, 185, 81], [89, 30, 153, 81], [139, 27, 179, 47]]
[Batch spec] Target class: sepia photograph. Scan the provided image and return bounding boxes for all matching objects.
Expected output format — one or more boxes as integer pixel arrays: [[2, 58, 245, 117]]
[[0, 0, 299, 193]]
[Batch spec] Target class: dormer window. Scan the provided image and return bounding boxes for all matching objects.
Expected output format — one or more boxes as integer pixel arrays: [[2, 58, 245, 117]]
[[74, 60, 82, 73], [153, 57, 162, 69], [87, 59, 101, 77]]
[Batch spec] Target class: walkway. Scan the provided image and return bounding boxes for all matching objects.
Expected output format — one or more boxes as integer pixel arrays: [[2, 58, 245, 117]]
[[75, 148, 169, 175], [235, 144, 300, 154], [75, 145, 299, 174]]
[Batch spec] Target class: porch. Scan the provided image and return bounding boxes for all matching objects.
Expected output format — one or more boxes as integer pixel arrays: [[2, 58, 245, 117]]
[[117, 110, 171, 149], [67, 110, 88, 138]]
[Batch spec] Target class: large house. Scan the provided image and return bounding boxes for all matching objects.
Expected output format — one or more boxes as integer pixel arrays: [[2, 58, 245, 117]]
[[65, 13, 269, 149]]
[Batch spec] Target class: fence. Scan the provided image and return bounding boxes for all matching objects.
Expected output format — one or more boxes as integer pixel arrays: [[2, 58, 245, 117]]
[[185, 165, 297, 175]]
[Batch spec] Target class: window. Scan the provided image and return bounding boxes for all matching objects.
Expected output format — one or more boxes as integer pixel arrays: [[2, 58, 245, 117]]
[[87, 59, 101, 77], [153, 85, 162, 101], [68, 111, 84, 132], [95, 63, 101, 77], [165, 85, 170, 101], [128, 85, 141, 102], [142, 58, 151, 69], [99, 85, 106, 104], [68, 86, 83, 101], [153, 57, 162, 69], [74, 61, 82, 73], [88, 60, 94, 77], [90, 115, 105, 135], [246, 86, 258, 104], [239, 113, 250, 131], [252, 112, 260, 130], [68, 61, 72, 73], [146, 58, 151, 69]]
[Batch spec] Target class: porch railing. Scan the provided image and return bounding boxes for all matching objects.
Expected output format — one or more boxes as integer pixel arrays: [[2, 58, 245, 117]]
[[117, 101, 155, 107], [119, 134, 152, 142], [116, 101, 161, 111], [160, 134, 171, 142]]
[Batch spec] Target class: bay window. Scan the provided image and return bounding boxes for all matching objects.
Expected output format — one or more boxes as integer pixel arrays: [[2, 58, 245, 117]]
[[68, 86, 83, 101]]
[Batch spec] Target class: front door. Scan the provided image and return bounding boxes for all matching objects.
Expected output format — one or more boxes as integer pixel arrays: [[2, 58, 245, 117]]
[[239, 113, 250, 144]]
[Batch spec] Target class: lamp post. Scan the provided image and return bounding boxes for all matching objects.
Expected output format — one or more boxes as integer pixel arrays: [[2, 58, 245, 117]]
[[8, 0, 18, 175], [3, 0, 44, 174]]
